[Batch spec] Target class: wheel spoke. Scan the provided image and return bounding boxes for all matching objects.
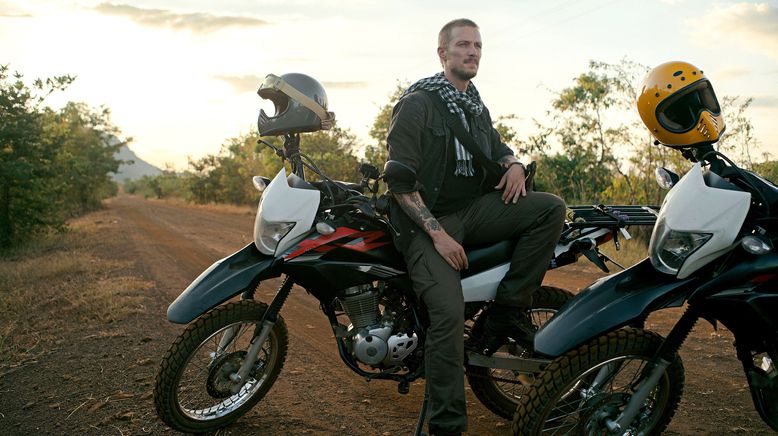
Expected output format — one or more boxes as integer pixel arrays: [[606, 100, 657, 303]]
[[176, 320, 274, 418], [516, 329, 682, 434], [466, 288, 575, 421]]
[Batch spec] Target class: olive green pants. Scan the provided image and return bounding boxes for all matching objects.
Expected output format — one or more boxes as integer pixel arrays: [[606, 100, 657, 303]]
[[401, 191, 565, 433]]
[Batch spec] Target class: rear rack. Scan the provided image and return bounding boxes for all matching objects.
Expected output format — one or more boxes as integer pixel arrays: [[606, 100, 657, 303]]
[[561, 205, 659, 242], [554, 205, 660, 271], [567, 205, 659, 227]]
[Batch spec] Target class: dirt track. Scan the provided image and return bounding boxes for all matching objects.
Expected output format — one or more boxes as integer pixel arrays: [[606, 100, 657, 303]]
[[1, 194, 774, 435]]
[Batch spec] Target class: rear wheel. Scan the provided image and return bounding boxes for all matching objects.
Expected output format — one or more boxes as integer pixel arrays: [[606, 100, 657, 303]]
[[465, 285, 573, 419], [154, 300, 288, 433], [512, 328, 684, 435]]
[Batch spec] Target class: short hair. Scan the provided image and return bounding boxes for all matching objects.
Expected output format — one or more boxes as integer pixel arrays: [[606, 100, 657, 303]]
[[438, 18, 479, 49]]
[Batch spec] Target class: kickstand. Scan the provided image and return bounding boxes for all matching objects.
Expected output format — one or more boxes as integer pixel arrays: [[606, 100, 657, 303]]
[[414, 389, 430, 436]]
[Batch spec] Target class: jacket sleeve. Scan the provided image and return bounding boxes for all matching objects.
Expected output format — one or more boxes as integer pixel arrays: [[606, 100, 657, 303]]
[[385, 93, 426, 194], [484, 107, 515, 162]]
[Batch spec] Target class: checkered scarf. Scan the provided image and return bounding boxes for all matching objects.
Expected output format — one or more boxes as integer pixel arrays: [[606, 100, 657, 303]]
[[402, 72, 484, 176]]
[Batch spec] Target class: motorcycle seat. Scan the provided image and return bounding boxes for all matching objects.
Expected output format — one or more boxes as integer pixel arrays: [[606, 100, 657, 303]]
[[462, 240, 516, 278]]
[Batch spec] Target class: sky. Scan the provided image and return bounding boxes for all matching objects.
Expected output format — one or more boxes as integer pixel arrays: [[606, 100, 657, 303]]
[[1, 0, 777, 170]]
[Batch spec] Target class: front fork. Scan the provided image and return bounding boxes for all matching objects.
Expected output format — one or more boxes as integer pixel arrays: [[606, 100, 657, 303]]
[[220, 276, 294, 394], [605, 306, 699, 432]]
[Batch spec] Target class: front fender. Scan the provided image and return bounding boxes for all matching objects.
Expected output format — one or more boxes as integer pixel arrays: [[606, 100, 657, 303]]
[[535, 258, 697, 357], [167, 243, 281, 324]]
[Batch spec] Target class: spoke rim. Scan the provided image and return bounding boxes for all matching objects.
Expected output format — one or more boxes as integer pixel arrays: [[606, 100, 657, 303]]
[[488, 307, 556, 401], [540, 354, 668, 434], [174, 321, 275, 421]]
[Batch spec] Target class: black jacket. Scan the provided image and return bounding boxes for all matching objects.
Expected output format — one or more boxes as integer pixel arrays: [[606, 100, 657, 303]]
[[385, 90, 514, 252]]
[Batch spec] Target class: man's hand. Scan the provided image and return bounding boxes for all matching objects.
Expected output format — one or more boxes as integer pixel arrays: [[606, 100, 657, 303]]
[[430, 230, 469, 271], [494, 163, 526, 204]]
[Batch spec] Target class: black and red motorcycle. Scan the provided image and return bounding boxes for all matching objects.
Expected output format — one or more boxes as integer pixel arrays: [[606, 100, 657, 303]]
[[152, 132, 657, 433]]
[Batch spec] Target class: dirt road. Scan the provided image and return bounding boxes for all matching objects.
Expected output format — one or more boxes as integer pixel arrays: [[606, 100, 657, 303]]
[[1, 194, 773, 435]]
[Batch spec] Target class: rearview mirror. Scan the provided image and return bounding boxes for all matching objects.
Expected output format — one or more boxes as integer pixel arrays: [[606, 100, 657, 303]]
[[655, 167, 680, 190]]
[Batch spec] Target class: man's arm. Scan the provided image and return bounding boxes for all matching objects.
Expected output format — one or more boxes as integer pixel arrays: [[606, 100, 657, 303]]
[[488, 117, 526, 203], [497, 155, 518, 166], [494, 155, 527, 204], [393, 191, 468, 271]]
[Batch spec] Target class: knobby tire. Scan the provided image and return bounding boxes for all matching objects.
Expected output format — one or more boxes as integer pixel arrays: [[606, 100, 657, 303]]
[[154, 300, 288, 433], [466, 285, 574, 420]]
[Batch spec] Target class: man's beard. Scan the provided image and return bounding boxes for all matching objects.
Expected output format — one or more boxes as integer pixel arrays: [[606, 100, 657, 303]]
[[451, 65, 478, 81]]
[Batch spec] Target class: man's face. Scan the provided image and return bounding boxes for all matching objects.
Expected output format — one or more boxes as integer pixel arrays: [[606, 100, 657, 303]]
[[439, 25, 482, 82]]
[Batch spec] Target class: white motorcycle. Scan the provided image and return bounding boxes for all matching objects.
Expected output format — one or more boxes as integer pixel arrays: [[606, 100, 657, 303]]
[[513, 144, 778, 434]]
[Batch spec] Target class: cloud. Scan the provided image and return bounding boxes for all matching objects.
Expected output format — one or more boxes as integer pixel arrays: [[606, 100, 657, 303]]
[[752, 96, 778, 108], [321, 81, 368, 89], [0, 1, 31, 17], [93, 3, 268, 33], [213, 75, 263, 94], [715, 67, 752, 80], [692, 3, 778, 59]]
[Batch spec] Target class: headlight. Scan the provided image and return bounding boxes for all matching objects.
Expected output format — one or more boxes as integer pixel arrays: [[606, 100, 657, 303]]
[[649, 218, 711, 275], [255, 217, 295, 255]]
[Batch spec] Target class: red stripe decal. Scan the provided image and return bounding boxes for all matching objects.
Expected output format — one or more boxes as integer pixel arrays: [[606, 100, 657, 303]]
[[339, 231, 391, 252], [283, 227, 359, 260]]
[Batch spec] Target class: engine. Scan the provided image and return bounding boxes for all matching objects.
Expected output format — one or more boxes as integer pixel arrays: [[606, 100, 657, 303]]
[[337, 283, 418, 368]]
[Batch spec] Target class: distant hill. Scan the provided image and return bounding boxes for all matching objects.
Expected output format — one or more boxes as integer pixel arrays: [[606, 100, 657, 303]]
[[112, 145, 163, 181]]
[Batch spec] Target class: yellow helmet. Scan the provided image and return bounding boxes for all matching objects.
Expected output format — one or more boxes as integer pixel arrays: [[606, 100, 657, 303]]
[[637, 61, 725, 147]]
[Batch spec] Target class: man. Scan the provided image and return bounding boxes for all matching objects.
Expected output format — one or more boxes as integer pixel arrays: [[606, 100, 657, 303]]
[[384, 18, 565, 435]]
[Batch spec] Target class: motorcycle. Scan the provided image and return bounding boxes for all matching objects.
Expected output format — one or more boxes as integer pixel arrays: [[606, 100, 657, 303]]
[[152, 132, 658, 434], [512, 144, 778, 435]]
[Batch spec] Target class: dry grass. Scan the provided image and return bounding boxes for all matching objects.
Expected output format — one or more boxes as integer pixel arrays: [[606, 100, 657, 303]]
[[0, 218, 153, 371], [129, 195, 255, 216], [599, 235, 651, 269]]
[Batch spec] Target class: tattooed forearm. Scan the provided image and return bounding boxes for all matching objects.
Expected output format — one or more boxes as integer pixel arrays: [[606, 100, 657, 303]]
[[393, 191, 442, 234]]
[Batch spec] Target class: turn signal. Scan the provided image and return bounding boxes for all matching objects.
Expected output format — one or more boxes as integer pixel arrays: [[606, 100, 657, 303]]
[[252, 176, 267, 192], [742, 235, 772, 255]]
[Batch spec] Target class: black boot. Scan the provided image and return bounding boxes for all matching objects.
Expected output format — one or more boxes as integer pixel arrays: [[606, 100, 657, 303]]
[[471, 305, 536, 356]]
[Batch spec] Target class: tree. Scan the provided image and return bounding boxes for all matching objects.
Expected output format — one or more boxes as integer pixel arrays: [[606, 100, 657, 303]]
[[0, 65, 126, 249], [520, 59, 761, 207], [45, 102, 124, 215], [186, 127, 362, 205], [0, 65, 73, 247], [527, 65, 624, 203], [364, 81, 407, 166], [124, 170, 189, 200], [717, 96, 762, 167]]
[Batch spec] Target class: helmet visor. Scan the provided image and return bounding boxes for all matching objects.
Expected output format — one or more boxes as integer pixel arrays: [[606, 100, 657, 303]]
[[656, 79, 721, 133], [257, 74, 289, 117]]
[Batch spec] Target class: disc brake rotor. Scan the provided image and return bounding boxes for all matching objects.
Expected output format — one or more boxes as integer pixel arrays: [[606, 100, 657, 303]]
[[580, 392, 631, 435], [206, 351, 248, 399]]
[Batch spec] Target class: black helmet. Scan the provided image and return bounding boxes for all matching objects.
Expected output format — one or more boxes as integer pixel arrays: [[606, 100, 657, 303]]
[[257, 73, 331, 136]]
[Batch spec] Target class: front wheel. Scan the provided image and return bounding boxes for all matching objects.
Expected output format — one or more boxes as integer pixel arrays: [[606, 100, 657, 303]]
[[466, 285, 574, 420], [154, 300, 288, 433], [512, 328, 684, 435]]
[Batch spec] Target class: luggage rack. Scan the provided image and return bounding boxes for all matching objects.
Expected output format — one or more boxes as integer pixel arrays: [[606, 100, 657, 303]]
[[561, 204, 659, 242], [556, 205, 660, 272], [568, 205, 659, 227]]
